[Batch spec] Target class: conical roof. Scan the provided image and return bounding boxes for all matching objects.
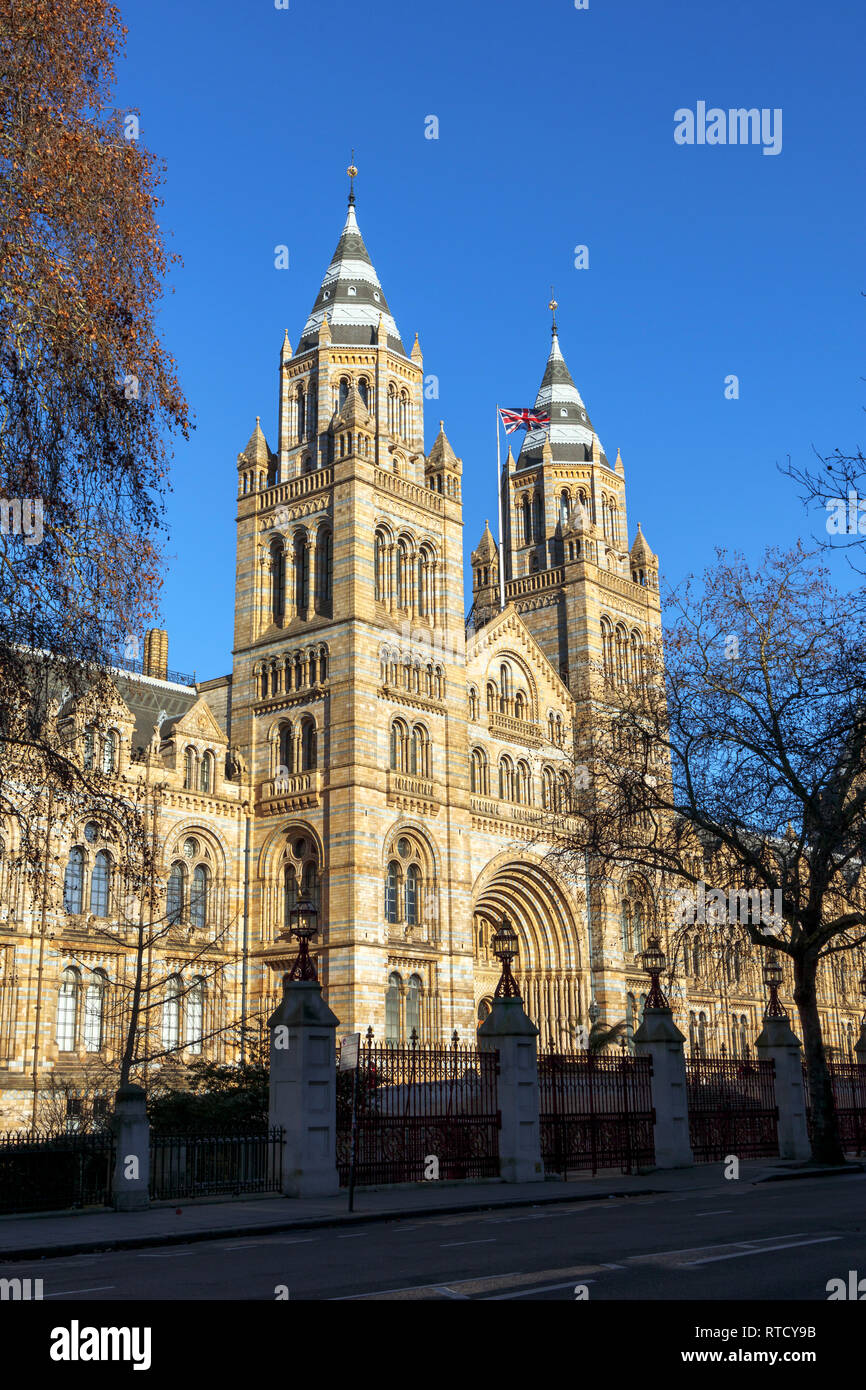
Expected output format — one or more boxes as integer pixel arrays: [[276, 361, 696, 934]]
[[242, 417, 271, 465], [332, 383, 373, 432], [472, 519, 498, 562], [297, 201, 405, 355], [518, 328, 606, 469], [427, 421, 462, 474], [630, 522, 657, 566]]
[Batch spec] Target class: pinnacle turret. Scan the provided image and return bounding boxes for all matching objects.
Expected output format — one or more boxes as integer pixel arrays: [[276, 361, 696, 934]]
[[297, 200, 405, 354]]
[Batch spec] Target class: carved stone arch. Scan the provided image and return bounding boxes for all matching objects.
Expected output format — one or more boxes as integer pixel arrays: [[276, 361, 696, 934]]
[[382, 819, 441, 879], [161, 823, 230, 875], [471, 849, 584, 975], [486, 649, 539, 720]]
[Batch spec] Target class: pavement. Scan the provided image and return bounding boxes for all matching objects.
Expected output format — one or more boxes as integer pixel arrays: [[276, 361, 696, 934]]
[[1, 1158, 862, 1262]]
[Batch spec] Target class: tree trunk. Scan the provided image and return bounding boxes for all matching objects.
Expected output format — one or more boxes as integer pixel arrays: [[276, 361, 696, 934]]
[[794, 953, 845, 1164]]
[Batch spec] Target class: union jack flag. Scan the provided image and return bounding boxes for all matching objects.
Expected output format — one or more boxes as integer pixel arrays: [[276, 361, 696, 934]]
[[499, 406, 550, 433]]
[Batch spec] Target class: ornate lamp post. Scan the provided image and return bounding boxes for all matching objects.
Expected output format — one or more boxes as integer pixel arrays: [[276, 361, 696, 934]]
[[285, 896, 319, 982], [641, 935, 669, 1010], [491, 915, 521, 999], [762, 952, 787, 1019]]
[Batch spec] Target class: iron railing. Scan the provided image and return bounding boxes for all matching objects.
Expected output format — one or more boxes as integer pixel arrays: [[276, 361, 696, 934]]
[[336, 1035, 500, 1186], [149, 1128, 284, 1200], [0, 1129, 116, 1214], [538, 1049, 655, 1176], [685, 1056, 778, 1161], [803, 1061, 866, 1155]]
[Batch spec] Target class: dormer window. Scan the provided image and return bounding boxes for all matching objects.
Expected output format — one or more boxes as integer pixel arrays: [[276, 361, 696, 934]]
[[347, 285, 357, 296], [373, 291, 380, 302], [322, 290, 330, 300], [560, 408, 568, 416]]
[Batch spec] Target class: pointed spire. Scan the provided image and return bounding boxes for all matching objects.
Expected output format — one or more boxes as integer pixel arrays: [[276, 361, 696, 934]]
[[472, 519, 498, 562], [614, 445, 625, 476], [518, 322, 601, 469], [242, 416, 271, 466], [297, 196, 405, 354], [542, 434, 553, 465], [427, 421, 462, 474], [410, 331, 423, 362], [281, 329, 293, 363], [318, 313, 331, 346], [377, 311, 387, 346], [630, 522, 657, 568], [333, 383, 372, 432]]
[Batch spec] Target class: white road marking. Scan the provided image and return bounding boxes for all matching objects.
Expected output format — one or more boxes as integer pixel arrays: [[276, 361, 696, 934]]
[[440, 1238, 496, 1248], [694, 1210, 734, 1216], [337, 1232, 368, 1239], [137, 1248, 200, 1258], [43, 1286, 116, 1297], [486, 1278, 597, 1300], [684, 1236, 840, 1266]]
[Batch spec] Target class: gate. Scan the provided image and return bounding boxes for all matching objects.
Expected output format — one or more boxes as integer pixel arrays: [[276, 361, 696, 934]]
[[0, 1130, 116, 1214], [336, 1035, 500, 1186], [803, 1062, 866, 1155], [538, 1050, 655, 1176], [686, 1057, 778, 1162]]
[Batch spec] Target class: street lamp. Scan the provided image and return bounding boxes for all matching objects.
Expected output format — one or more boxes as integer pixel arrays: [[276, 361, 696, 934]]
[[286, 897, 319, 982], [641, 935, 669, 1010], [762, 952, 787, 1019], [491, 915, 521, 999]]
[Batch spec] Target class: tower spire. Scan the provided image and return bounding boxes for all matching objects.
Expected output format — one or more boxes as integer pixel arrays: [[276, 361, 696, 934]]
[[347, 150, 358, 206], [548, 287, 558, 334]]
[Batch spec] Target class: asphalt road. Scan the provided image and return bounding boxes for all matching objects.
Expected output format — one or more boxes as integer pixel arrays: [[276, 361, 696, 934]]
[[5, 1172, 865, 1302]]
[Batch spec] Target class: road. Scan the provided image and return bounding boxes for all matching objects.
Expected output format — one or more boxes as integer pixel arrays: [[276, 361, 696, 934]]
[[4, 1172, 865, 1301]]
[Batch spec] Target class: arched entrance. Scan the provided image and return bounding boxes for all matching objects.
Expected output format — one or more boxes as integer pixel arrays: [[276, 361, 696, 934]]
[[472, 855, 587, 1050]]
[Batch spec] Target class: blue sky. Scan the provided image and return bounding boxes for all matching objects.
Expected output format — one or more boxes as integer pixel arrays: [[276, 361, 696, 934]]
[[117, 0, 865, 679]]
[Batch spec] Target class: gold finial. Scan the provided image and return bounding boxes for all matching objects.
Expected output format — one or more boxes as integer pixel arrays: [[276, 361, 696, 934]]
[[549, 286, 558, 332], [347, 149, 358, 204]]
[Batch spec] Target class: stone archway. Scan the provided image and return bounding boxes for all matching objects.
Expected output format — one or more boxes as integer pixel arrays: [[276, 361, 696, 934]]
[[472, 855, 586, 1050]]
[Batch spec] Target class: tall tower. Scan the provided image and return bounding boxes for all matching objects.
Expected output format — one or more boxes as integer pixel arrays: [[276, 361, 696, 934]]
[[231, 179, 475, 1038], [473, 313, 661, 699]]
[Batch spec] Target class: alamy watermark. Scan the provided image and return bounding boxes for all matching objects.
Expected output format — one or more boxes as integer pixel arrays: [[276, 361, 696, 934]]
[[0, 497, 43, 545], [826, 490, 866, 534], [674, 103, 782, 156], [673, 881, 784, 934]]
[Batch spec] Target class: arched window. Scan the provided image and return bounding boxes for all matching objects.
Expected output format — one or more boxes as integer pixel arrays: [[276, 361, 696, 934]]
[[270, 540, 285, 622], [516, 760, 531, 804], [162, 976, 182, 1051], [406, 974, 422, 1039], [692, 942, 701, 978], [83, 725, 95, 770], [629, 630, 643, 687], [374, 532, 387, 602], [300, 717, 316, 770], [499, 663, 512, 712], [468, 687, 479, 721], [632, 901, 644, 954], [385, 862, 400, 923], [184, 747, 196, 790], [615, 624, 628, 687], [601, 618, 614, 682], [63, 847, 84, 914], [621, 899, 631, 953], [294, 534, 309, 613], [316, 529, 333, 610], [396, 540, 408, 608], [533, 493, 543, 542], [385, 972, 401, 1042], [284, 864, 298, 928], [101, 730, 118, 774], [167, 862, 184, 925], [405, 863, 421, 926], [338, 376, 350, 410], [191, 865, 209, 929], [522, 495, 531, 544], [83, 971, 107, 1053], [542, 766, 555, 810], [200, 751, 213, 794], [470, 747, 488, 795], [57, 967, 80, 1050], [89, 850, 110, 917], [560, 490, 570, 526], [498, 757, 513, 801], [698, 1011, 708, 1054], [186, 978, 204, 1055]]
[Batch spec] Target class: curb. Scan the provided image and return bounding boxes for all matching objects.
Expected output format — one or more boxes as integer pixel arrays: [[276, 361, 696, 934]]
[[0, 1185, 666, 1262], [753, 1162, 865, 1183]]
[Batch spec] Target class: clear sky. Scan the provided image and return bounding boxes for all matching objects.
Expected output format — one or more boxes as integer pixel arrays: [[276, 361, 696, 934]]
[[116, 0, 865, 680]]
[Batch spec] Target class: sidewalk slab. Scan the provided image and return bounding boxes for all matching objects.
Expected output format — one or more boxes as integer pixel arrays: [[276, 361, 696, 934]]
[[0, 1160, 860, 1263]]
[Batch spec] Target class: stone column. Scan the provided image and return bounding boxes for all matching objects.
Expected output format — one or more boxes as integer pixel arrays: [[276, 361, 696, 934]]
[[478, 997, 544, 1183], [111, 1083, 150, 1211], [755, 1014, 811, 1160], [634, 1007, 694, 1169], [268, 979, 340, 1197]]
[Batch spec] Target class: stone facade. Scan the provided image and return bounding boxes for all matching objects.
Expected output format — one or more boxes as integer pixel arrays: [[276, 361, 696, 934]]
[[0, 197, 861, 1126]]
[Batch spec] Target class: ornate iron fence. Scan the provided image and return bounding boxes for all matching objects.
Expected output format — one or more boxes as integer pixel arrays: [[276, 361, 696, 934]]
[[685, 1057, 778, 1161], [0, 1129, 116, 1213], [803, 1061, 866, 1155], [336, 1034, 501, 1186], [149, 1128, 284, 1200], [538, 1050, 655, 1176]]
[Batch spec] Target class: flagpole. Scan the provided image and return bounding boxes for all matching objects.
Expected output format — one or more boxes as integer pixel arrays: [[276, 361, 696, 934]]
[[496, 404, 505, 612]]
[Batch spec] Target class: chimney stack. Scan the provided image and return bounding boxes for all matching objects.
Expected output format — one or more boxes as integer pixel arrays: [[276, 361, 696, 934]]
[[143, 629, 168, 680]]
